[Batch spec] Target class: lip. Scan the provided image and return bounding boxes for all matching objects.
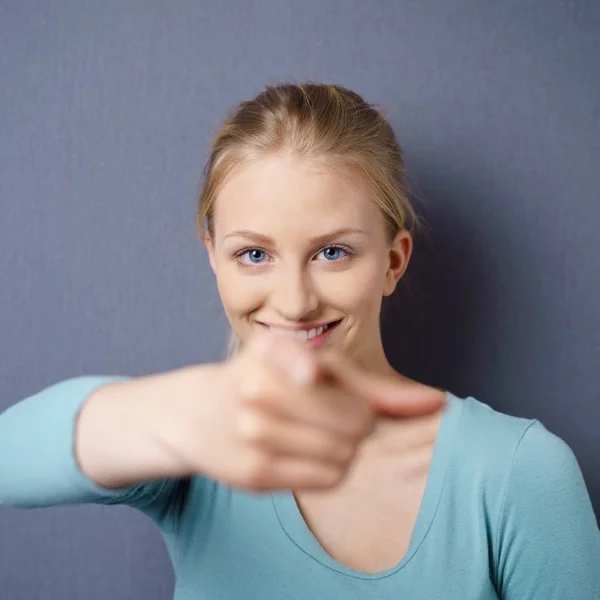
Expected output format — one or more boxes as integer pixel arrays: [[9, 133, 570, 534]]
[[257, 319, 338, 332], [304, 319, 341, 350], [256, 319, 342, 350]]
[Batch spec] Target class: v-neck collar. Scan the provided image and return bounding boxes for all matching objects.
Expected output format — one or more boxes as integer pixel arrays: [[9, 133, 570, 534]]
[[270, 391, 464, 579]]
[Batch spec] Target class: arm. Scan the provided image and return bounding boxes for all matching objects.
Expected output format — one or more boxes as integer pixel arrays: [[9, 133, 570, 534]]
[[494, 420, 600, 599], [0, 367, 215, 512], [74, 365, 218, 489]]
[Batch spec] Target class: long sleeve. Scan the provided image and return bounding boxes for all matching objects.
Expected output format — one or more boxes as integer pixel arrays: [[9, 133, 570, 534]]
[[494, 420, 600, 599], [0, 376, 181, 517]]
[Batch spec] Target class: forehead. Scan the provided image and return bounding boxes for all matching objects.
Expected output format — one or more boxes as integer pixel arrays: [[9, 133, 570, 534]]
[[213, 155, 382, 236]]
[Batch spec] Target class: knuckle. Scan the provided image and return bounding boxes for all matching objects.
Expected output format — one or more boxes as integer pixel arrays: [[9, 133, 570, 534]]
[[360, 417, 375, 438], [350, 406, 375, 438], [238, 366, 269, 405], [340, 440, 358, 463], [236, 408, 271, 445], [242, 449, 272, 488], [331, 439, 356, 465], [345, 417, 366, 440], [324, 465, 346, 487]]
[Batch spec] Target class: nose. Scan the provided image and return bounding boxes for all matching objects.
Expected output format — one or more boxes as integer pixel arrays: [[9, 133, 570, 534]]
[[269, 264, 319, 322]]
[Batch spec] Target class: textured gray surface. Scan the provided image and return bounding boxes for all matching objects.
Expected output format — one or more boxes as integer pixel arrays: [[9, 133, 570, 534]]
[[1, 1, 598, 598]]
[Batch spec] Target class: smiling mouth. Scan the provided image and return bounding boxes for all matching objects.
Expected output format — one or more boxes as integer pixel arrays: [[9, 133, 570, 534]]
[[258, 319, 342, 342]]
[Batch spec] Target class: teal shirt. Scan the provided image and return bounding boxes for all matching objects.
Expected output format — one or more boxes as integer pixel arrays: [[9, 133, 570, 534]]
[[1, 376, 599, 599]]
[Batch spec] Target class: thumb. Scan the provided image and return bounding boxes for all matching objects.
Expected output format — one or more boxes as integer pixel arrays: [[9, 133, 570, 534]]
[[318, 353, 446, 418]]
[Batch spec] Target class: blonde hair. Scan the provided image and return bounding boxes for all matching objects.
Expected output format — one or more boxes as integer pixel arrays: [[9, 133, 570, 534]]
[[196, 81, 421, 358]]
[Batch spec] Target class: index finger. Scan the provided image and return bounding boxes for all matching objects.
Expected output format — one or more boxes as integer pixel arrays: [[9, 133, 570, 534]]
[[316, 352, 446, 418]]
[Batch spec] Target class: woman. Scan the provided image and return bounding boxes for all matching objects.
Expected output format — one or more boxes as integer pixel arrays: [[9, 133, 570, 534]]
[[1, 82, 598, 599]]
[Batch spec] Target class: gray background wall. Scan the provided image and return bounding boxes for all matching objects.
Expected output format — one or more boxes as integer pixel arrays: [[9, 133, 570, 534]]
[[1, 1, 598, 598]]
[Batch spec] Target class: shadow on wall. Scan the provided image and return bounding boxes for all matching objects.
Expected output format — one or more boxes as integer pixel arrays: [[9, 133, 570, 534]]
[[381, 171, 491, 399], [381, 160, 600, 521], [382, 154, 542, 400]]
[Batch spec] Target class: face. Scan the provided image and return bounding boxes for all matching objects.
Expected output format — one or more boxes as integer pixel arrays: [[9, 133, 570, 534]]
[[205, 154, 412, 369]]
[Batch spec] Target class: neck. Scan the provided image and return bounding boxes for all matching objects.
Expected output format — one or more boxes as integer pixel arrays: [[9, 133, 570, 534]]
[[349, 328, 400, 379]]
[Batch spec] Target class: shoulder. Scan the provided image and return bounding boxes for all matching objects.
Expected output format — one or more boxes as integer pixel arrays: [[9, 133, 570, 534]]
[[446, 391, 592, 523], [443, 392, 585, 504], [497, 417, 591, 521], [446, 392, 538, 470], [450, 392, 577, 475], [441, 392, 600, 596]]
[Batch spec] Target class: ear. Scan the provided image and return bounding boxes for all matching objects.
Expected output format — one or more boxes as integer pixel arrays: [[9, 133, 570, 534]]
[[383, 229, 412, 297], [204, 231, 217, 273]]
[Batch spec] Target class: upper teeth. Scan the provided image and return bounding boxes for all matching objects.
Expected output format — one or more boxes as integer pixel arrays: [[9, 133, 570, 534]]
[[266, 323, 329, 341]]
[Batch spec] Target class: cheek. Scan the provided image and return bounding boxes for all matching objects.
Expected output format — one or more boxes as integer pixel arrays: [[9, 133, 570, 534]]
[[318, 258, 386, 314], [214, 255, 387, 320], [214, 264, 265, 319]]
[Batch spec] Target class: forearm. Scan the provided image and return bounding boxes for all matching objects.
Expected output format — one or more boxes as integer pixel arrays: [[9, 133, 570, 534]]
[[75, 364, 216, 490]]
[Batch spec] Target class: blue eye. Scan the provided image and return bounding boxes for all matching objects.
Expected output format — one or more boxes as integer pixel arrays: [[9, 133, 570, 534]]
[[235, 244, 351, 268], [320, 246, 346, 261], [245, 249, 266, 264]]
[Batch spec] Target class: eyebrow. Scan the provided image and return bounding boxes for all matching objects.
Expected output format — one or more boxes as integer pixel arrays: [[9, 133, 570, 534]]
[[223, 227, 368, 245]]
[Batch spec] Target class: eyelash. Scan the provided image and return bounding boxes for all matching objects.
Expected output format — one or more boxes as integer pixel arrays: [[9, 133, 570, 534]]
[[233, 244, 354, 269]]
